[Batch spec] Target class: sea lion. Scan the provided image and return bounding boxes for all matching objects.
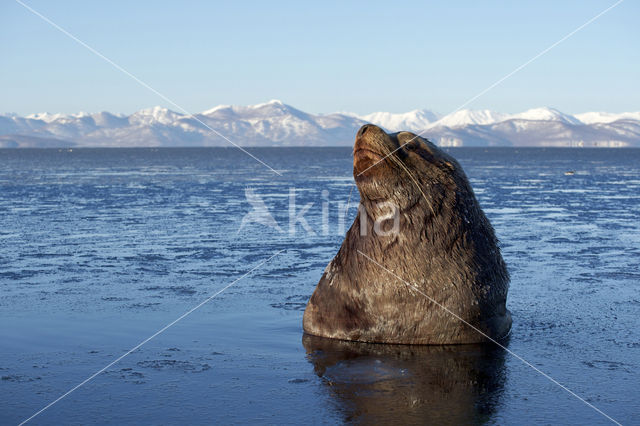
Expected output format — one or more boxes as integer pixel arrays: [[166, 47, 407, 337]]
[[303, 124, 511, 344]]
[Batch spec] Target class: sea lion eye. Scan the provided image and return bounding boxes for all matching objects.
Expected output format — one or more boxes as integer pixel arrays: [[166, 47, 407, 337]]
[[404, 140, 420, 151]]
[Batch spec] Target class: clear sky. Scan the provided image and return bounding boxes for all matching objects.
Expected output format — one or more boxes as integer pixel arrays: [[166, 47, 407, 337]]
[[1, 0, 638, 116]]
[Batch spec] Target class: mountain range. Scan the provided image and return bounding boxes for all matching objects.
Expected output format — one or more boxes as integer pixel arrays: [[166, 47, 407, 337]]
[[1, 100, 639, 148]]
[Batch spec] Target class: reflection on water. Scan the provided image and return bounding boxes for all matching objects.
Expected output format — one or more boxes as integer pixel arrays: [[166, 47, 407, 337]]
[[303, 334, 508, 424]]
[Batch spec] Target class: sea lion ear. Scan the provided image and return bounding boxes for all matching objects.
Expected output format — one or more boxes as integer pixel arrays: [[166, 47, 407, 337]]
[[397, 131, 417, 142]]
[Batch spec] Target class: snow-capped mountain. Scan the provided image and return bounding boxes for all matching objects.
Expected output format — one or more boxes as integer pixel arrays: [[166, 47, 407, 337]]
[[130, 106, 182, 125], [1, 101, 639, 148], [427, 109, 510, 129], [360, 109, 440, 132], [0, 100, 368, 148], [508, 107, 583, 125], [574, 111, 640, 124], [193, 100, 367, 145], [425, 107, 582, 129]]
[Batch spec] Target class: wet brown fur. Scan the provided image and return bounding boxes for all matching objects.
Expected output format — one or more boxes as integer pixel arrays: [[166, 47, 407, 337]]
[[303, 124, 511, 344]]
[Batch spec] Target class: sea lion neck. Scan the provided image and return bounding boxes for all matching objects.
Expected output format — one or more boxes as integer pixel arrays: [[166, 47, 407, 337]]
[[358, 189, 423, 218]]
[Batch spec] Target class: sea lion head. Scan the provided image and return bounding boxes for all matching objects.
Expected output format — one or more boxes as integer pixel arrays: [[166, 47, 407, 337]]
[[353, 124, 467, 216]]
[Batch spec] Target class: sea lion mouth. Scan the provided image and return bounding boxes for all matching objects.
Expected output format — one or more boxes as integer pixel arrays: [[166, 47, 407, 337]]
[[353, 148, 386, 176], [353, 127, 389, 177], [354, 147, 383, 161]]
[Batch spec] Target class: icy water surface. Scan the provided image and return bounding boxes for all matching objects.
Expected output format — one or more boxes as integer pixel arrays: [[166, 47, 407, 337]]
[[1, 148, 639, 424]]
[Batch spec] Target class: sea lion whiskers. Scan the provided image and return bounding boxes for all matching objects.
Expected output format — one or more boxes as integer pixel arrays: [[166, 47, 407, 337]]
[[387, 149, 437, 218]]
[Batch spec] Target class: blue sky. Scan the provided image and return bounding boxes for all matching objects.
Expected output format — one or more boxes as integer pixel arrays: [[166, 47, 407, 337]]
[[1, 0, 638, 115]]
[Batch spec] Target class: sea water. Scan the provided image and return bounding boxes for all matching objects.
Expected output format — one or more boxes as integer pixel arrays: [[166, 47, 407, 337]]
[[1, 147, 639, 424]]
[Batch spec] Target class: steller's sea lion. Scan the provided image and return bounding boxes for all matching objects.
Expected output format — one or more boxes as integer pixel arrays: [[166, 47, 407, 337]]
[[303, 124, 511, 344]]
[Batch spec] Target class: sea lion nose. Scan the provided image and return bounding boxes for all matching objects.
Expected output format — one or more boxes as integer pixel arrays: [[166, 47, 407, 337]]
[[357, 124, 371, 139]]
